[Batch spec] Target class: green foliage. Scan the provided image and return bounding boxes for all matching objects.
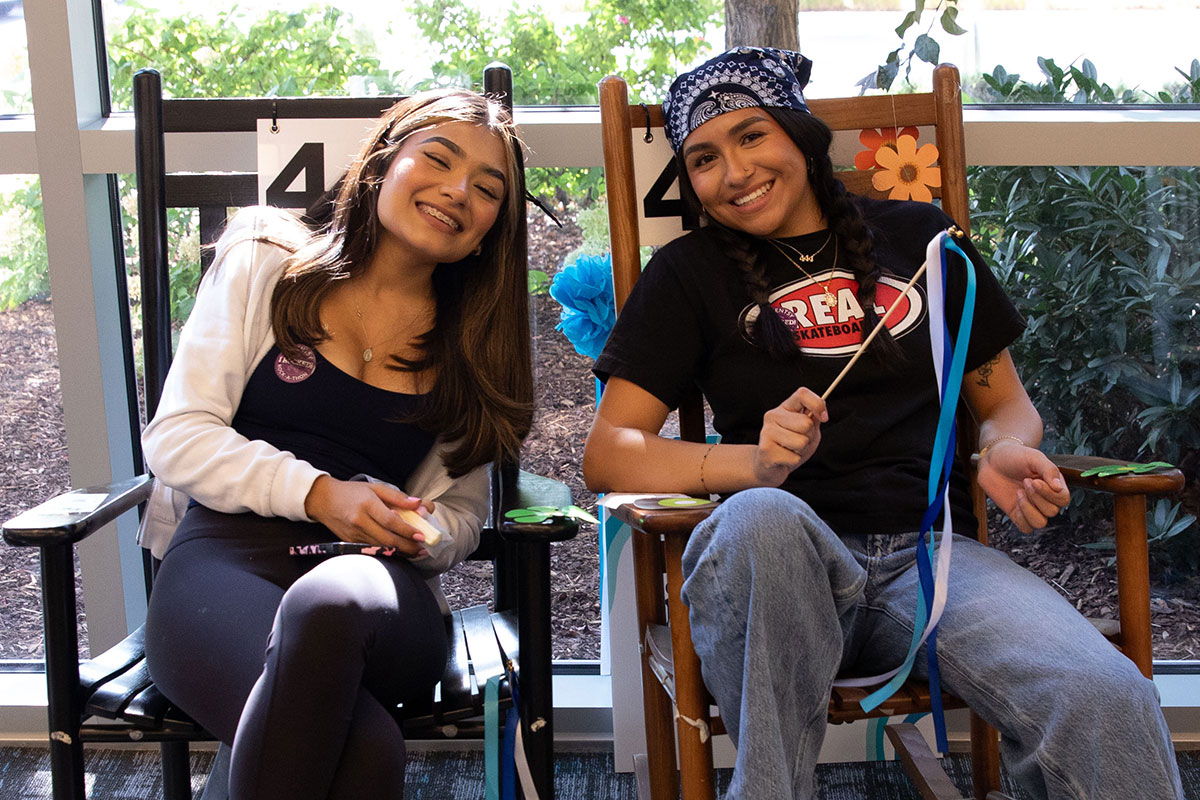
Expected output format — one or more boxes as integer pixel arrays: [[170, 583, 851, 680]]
[[1083, 499, 1198, 573], [558, 202, 610, 268], [966, 62, 1200, 565], [1155, 59, 1200, 104], [107, 2, 397, 105], [864, 0, 967, 92], [406, 0, 719, 202], [1, 48, 31, 113], [972, 57, 1140, 104], [526, 167, 607, 218], [0, 177, 48, 310], [573, 203, 615, 256], [528, 269, 551, 295], [106, 4, 400, 327], [408, 0, 719, 103]]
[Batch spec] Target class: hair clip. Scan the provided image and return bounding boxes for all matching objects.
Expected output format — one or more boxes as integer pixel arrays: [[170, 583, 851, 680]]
[[640, 104, 654, 143]]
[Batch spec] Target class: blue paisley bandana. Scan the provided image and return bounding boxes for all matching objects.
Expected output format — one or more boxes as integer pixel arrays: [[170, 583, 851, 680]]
[[663, 46, 813, 153]]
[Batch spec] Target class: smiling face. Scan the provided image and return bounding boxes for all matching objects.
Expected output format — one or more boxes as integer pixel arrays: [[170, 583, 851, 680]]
[[681, 107, 825, 239], [374, 120, 508, 270]]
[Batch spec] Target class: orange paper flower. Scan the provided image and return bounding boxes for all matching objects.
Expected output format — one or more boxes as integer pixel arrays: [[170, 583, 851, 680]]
[[855, 126, 920, 171], [871, 134, 941, 203]]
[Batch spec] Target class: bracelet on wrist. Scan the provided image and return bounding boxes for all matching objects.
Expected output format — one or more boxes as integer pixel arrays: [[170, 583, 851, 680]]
[[978, 435, 1026, 459], [699, 443, 717, 495]]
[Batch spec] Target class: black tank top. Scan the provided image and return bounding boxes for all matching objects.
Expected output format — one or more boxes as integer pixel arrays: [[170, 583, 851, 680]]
[[232, 344, 436, 486]]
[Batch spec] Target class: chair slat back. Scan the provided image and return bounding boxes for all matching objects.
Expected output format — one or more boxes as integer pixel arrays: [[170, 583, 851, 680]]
[[599, 63, 986, 540]]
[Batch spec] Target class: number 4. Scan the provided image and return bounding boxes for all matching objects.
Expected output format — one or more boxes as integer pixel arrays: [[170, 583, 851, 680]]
[[265, 142, 325, 209], [642, 159, 699, 231]]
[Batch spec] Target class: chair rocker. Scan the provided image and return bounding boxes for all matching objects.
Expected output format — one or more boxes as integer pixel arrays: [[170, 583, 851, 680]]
[[597, 62, 1186, 800], [3, 62, 576, 800]]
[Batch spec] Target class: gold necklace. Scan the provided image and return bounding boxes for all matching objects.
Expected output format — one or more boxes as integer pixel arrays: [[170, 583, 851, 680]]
[[769, 235, 839, 310], [350, 283, 426, 363], [773, 231, 833, 263]]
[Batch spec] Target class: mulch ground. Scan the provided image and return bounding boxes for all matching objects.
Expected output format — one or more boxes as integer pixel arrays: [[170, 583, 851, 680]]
[[1, 209, 1198, 663]]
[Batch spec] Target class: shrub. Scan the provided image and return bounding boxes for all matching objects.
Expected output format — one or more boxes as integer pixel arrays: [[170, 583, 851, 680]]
[[966, 62, 1200, 566]]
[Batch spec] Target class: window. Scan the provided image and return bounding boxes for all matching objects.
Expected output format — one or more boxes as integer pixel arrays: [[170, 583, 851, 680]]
[[0, 1, 29, 115], [3, 0, 1195, 682], [0, 176, 76, 660], [970, 159, 1200, 662]]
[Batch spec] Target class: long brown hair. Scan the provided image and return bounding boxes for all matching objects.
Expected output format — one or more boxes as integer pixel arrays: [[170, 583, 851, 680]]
[[676, 107, 897, 363], [270, 89, 533, 476]]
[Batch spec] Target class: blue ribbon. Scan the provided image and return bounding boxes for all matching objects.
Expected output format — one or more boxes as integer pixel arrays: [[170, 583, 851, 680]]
[[502, 686, 518, 800], [860, 233, 977, 755], [485, 674, 502, 800]]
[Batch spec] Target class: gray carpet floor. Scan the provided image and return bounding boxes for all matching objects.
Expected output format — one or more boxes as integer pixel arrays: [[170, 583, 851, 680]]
[[2, 745, 1198, 798]]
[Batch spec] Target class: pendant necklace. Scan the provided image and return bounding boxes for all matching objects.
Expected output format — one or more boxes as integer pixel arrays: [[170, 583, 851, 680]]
[[770, 233, 839, 310], [350, 282, 424, 363]]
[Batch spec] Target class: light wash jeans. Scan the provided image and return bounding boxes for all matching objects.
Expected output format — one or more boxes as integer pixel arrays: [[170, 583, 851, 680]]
[[680, 488, 1183, 800]]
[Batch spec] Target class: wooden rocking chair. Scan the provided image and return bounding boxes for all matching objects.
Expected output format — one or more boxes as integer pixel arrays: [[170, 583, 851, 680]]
[[597, 62, 1185, 800]]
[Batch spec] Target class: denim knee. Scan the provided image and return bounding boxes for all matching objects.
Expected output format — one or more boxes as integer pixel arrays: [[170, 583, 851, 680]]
[[681, 487, 860, 613], [692, 486, 822, 555]]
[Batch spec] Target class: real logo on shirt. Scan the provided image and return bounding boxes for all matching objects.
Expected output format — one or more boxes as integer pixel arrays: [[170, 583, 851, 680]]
[[740, 271, 927, 356]]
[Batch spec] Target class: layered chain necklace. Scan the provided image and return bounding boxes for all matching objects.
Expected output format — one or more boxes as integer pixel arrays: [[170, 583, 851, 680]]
[[769, 232, 839, 309]]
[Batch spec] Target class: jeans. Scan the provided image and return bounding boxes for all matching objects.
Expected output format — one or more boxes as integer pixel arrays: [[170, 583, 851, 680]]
[[680, 488, 1183, 800]]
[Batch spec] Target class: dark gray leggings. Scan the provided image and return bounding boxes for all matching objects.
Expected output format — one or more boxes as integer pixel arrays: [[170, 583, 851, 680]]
[[145, 506, 448, 800]]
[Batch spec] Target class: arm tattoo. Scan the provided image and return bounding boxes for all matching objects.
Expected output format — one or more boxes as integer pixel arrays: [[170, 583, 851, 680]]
[[975, 355, 999, 388]]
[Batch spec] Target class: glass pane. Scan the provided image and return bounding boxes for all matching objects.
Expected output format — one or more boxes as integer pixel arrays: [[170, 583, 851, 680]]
[[971, 162, 1200, 661], [102, 1, 405, 107], [526, 179, 605, 661], [0, 175, 80, 660], [430, 172, 606, 660], [796, 2, 1200, 102], [101, 0, 722, 108], [0, 0, 30, 114]]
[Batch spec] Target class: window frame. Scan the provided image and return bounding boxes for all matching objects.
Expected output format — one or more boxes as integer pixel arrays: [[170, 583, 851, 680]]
[[2, 0, 1199, 743]]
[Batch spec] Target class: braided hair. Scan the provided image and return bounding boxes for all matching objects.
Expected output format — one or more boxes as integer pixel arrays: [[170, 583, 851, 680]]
[[676, 107, 900, 363]]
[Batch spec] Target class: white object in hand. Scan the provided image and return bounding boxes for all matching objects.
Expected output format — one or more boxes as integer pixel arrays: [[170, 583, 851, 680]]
[[396, 507, 443, 546]]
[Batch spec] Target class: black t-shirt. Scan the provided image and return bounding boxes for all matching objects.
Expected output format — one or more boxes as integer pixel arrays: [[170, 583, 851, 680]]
[[594, 198, 1025, 536], [232, 345, 436, 486]]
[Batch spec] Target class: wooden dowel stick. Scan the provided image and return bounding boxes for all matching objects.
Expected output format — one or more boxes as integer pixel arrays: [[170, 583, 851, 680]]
[[821, 258, 930, 401]]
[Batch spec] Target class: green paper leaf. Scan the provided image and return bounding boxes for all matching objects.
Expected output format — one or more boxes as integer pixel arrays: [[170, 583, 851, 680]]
[[1079, 461, 1175, 478], [504, 505, 599, 525], [566, 505, 600, 524]]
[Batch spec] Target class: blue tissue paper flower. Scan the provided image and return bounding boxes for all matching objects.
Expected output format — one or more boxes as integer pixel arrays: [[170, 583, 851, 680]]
[[550, 253, 616, 361]]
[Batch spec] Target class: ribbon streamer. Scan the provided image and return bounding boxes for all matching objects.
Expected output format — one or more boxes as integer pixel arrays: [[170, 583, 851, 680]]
[[485, 675, 502, 800], [486, 668, 541, 800], [833, 230, 977, 755]]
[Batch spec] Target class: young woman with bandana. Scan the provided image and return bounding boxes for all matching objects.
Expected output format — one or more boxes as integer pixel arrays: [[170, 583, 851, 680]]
[[584, 47, 1182, 800], [141, 89, 532, 800]]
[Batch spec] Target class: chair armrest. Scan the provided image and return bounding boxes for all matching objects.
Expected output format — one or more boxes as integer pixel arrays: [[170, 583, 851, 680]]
[[497, 470, 579, 543], [611, 501, 716, 539], [1049, 454, 1185, 496], [2, 474, 153, 547]]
